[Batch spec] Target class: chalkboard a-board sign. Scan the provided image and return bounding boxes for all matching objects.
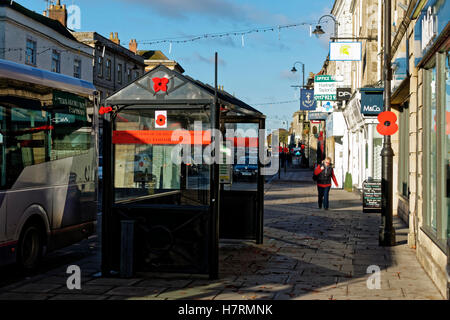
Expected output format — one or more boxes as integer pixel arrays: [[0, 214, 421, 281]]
[[363, 180, 381, 211]]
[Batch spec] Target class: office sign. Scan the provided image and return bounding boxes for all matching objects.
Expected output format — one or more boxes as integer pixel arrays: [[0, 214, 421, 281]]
[[337, 88, 352, 101], [314, 75, 337, 101], [360, 88, 384, 115], [300, 89, 317, 111], [330, 42, 362, 61]]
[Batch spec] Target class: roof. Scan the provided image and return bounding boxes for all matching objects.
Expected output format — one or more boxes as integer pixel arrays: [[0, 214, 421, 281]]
[[0, 0, 77, 41], [137, 50, 169, 60], [0, 58, 96, 95], [106, 64, 263, 118]]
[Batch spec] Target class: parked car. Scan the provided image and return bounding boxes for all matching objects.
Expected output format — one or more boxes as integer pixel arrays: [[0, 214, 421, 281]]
[[233, 156, 258, 181]]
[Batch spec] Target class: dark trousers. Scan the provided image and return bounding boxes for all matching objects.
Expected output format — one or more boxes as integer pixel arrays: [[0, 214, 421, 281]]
[[317, 186, 331, 209]]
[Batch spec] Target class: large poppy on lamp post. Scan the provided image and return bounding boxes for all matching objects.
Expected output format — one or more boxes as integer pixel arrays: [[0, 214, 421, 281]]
[[376, 111, 398, 136]]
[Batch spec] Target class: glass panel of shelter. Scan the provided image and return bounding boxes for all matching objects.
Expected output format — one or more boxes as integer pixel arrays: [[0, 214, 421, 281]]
[[112, 107, 211, 206], [222, 122, 259, 192]]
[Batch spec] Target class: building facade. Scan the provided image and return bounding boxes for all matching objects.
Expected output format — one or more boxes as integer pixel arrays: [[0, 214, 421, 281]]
[[0, 0, 92, 81], [389, 0, 449, 299], [72, 32, 145, 103]]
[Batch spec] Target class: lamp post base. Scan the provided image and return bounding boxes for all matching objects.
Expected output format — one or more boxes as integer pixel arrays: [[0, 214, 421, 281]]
[[379, 227, 396, 246]]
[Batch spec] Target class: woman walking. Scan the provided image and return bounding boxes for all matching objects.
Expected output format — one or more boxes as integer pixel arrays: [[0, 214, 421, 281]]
[[314, 157, 338, 210]]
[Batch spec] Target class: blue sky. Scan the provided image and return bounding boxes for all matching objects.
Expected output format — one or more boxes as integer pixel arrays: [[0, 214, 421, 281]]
[[16, 0, 336, 132]]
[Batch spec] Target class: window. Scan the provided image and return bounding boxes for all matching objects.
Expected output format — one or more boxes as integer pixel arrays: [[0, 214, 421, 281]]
[[398, 104, 409, 198], [127, 68, 132, 82], [446, 51, 450, 239], [423, 51, 449, 246], [106, 59, 112, 80], [113, 109, 211, 205], [51, 50, 61, 73], [98, 56, 103, 77], [134, 71, 139, 79], [25, 39, 36, 66], [117, 64, 122, 84], [74, 59, 81, 79]]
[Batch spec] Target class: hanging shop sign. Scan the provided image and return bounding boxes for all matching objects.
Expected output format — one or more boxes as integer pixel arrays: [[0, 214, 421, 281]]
[[307, 112, 329, 121], [329, 42, 362, 61], [314, 75, 337, 101], [360, 88, 384, 115], [414, 1, 449, 66], [336, 88, 352, 101], [300, 89, 317, 111], [317, 101, 336, 113]]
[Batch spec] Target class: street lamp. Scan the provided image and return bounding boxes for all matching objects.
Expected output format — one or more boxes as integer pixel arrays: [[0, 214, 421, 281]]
[[291, 61, 305, 88], [379, 0, 396, 246], [312, 14, 339, 41]]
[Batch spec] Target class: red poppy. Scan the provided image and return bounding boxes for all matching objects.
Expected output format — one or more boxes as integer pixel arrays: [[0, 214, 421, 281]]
[[377, 111, 398, 135], [156, 114, 166, 126], [99, 106, 112, 115], [152, 77, 169, 93]]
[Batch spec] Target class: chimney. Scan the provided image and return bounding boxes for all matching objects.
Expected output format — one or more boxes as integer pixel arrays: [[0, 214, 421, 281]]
[[109, 32, 120, 45], [129, 39, 138, 54], [47, 0, 67, 27]]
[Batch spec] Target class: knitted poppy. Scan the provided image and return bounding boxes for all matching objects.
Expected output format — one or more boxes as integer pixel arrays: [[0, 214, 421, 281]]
[[376, 111, 398, 135]]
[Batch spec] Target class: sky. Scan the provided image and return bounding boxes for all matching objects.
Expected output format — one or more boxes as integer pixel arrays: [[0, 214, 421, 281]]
[[16, 0, 336, 132]]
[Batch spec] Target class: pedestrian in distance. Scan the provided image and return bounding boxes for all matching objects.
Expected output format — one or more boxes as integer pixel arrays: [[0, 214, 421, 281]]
[[313, 156, 338, 210]]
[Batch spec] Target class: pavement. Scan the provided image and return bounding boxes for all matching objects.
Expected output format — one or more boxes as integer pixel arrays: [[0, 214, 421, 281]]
[[0, 168, 444, 300]]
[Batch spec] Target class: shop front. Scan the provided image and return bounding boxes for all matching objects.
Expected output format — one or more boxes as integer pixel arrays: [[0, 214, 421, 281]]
[[342, 88, 383, 191], [409, 0, 449, 298]]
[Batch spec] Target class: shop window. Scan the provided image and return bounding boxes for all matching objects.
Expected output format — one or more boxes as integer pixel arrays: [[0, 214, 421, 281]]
[[423, 51, 449, 245], [398, 104, 409, 198], [445, 51, 449, 239]]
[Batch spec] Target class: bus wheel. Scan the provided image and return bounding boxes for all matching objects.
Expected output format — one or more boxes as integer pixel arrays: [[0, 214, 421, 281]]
[[17, 223, 43, 271]]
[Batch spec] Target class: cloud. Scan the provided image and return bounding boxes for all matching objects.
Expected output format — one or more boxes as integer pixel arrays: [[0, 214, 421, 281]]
[[184, 52, 227, 66], [122, 0, 292, 24], [280, 70, 298, 81]]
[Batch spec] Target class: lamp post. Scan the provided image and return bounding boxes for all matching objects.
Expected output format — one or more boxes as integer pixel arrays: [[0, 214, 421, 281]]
[[291, 61, 305, 88], [312, 14, 339, 41], [379, 0, 396, 246]]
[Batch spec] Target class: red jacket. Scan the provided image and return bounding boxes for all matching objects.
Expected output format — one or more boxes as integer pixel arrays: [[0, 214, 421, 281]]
[[314, 165, 338, 188]]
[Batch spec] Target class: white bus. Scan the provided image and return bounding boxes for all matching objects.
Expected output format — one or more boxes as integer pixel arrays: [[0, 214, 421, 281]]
[[0, 59, 98, 270]]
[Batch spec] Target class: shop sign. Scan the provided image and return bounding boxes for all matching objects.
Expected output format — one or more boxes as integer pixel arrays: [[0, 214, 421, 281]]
[[337, 88, 352, 101], [314, 75, 337, 101], [300, 89, 317, 111], [329, 42, 362, 61], [360, 88, 384, 115], [307, 112, 329, 120], [414, 1, 450, 66]]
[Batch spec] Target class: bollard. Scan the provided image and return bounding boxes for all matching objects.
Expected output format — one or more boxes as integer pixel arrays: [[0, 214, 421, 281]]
[[120, 220, 135, 278]]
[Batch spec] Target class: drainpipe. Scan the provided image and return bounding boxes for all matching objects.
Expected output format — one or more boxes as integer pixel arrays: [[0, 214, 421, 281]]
[[378, 0, 383, 83]]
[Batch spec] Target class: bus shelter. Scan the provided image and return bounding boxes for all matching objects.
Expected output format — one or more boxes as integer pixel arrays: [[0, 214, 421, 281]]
[[101, 65, 265, 279]]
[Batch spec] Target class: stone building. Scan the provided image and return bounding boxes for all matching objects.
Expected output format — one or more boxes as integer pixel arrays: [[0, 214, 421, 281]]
[[0, 0, 92, 81], [137, 50, 184, 73], [72, 32, 146, 103], [388, 0, 449, 299]]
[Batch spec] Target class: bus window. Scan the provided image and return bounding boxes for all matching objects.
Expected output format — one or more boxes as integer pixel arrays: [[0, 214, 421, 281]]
[[6, 105, 50, 188], [50, 96, 92, 161]]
